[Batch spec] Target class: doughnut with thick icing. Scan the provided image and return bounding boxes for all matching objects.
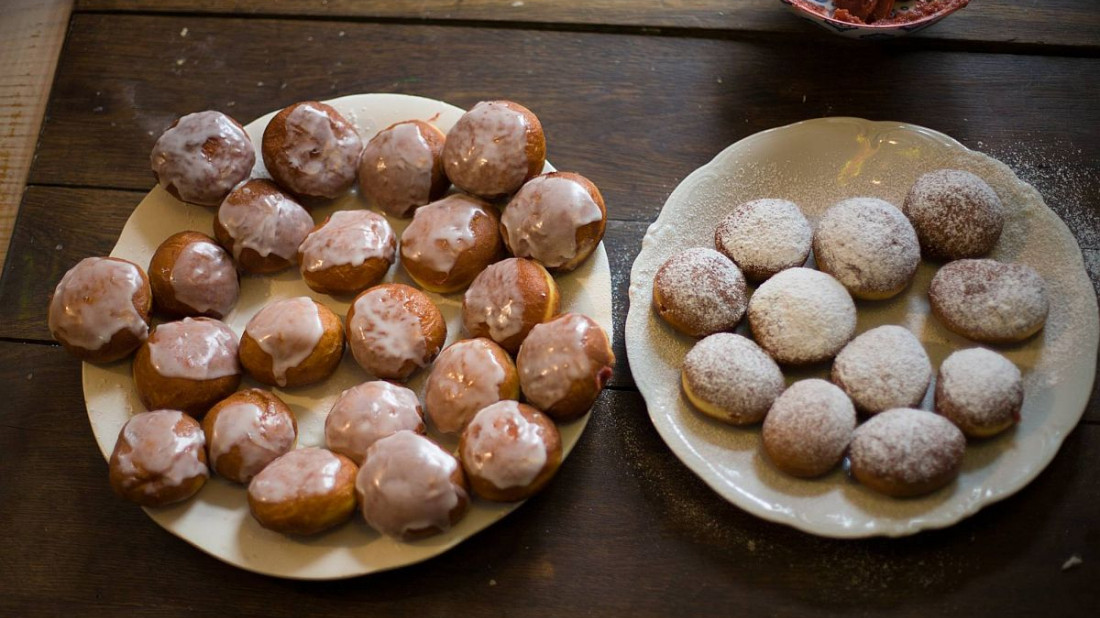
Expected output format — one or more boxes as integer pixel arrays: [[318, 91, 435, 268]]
[[935, 348, 1023, 438], [150, 110, 255, 207], [831, 325, 931, 415], [48, 256, 152, 363], [462, 257, 560, 354], [345, 283, 447, 380], [358, 119, 449, 217], [213, 178, 314, 275], [202, 389, 297, 484], [261, 101, 363, 201], [247, 447, 358, 536], [239, 297, 345, 387], [812, 197, 920, 300], [442, 100, 545, 200], [747, 267, 856, 365], [903, 169, 1005, 260], [652, 247, 747, 338], [108, 410, 208, 507], [500, 171, 606, 273], [297, 209, 396, 296], [714, 198, 811, 283], [148, 231, 239, 319], [399, 193, 503, 293], [849, 407, 966, 498], [681, 333, 785, 426], [425, 338, 520, 434], [762, 379, 856, 477], [324, 381, 425, 466], [929, 259, 1048, 343], [459, 401, 562, 502], [132, 317, 241, 418], [516, 313, 615, 421]]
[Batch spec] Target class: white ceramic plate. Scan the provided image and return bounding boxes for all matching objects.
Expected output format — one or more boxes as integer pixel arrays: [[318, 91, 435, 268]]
[[82, 93, 613, 578], [625, 117, 1098, 538]]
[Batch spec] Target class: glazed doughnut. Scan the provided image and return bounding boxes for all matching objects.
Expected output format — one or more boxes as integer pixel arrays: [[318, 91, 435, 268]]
[[849, 408, 966, 498], [462, 257, 560, 354], [399, 193, 503, 293], [714, 198, 811, 282], [150, 110, 255, 207], [831, 325, 932, 415], [459, 400, 562, 502], [108, 410, 208, 507], [202, 389, 298, 483], [247, 447, 358, 536], [345, 283, 447, 380], [132, 317, 242, 418], [500, 171, 607, 273], [261, 101, 363, 201], [324, 381, 425, 465], [516, 313, 615, 422], [297, 209, 397, 296], [681, 333, 785, 426], [761, 379, 856, 478], [214, 178, 314, 275], [239, 296, 345, 388], [148, 231, 239, 319], [48, 256, 152, 363], [903, 169, 1005, 260], [929, 259, 1049, 343], [442, 100, 545, 200], [935, 348, 1023, 438], [424, 338, 520, 434], [812, 197, 920, 300], [747, 267, 856, 365], [358, 120, 449, 217], [356, 430, 470, 540], [651, 247, 747, 338]]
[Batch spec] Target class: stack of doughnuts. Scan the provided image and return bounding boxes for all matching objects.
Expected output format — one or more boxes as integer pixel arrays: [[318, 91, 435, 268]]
[[657, 167, 1042, 499], [54, 96, 615, 541]]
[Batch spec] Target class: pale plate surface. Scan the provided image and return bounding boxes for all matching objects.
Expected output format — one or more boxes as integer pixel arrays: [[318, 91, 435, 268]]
[[626, 117, 1098, 538], [82, 93, 613, 578]]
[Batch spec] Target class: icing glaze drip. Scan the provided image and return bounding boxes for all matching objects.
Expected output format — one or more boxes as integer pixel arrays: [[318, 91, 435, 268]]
[[519, 313, 593, 408], [400, 195, 480, 276], [462, 401, 547, 489], [170, 240, 239, 315], [325, 381, 424, 465], [249, 447, 342, 503], [116, 410, 208, 495], [463, 258, 527, 341], [148, 317, 240, 380], [281, 103, 363, 198], [210, 401, 296, 482], [217, 184, 313, 261], [443, 101, 530, 197], [299, 210, 396, 272], [502, 174, 602, 268], [48, 257, 148, 352], [426, 339, 508, 434], [348, 288, 428, 371], [150, 110, 254, 205], [360, 121, 435, 216], [245, 297, 324, 386]]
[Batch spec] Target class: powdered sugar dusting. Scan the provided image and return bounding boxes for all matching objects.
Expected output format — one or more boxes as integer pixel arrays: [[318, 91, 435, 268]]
[[936, 348, 1022, 432], [653, 247, 747, 336], [747, 267, 856, 364], [813, 197, 919, 297], [929, 259, 1048, 343], [762, 379, 856, 476], [903, 169, 1004, 259], [714, 198, 811, 281], [832, 325, 931, 414], [681, 333, 784, 424], [850, 408, 965, 486]]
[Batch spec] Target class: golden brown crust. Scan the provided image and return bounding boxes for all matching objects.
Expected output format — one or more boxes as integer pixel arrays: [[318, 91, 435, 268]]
[[201, 389, 298, 483], [214, 179, 305, 275], [297, 215, 396, 297], [460, 403, 562, 502], [148, 231, 237, 318], [51, 257, 153, 364], [108, 412, 208, 507], [239, 300, 346, 387], [401, 197, 504, 293], [247, 450, 358, 536], [509, 101, 547, 186], [517, 315, 616, 422], [345, 283, 447, 380], [132, 330, 241, 420], [461, 258, 560, 354], [550, 172, 607, 274]]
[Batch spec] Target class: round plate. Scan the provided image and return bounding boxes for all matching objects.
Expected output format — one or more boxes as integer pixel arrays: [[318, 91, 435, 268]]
[[780, 0, 970, 39], [82, 93, 614, 578], [625, 117, 1098, 538]]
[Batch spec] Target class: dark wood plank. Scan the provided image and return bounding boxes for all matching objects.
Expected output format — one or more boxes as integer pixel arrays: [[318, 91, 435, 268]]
[[73, 0, 1100, 50], [30, 15, 1100, 249], [2, 342, 1097, 616]]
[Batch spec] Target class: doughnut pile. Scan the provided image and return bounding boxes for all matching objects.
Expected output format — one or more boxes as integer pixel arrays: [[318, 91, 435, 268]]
[[658, 169, 1042, 498], [53, 97, 615, 541]]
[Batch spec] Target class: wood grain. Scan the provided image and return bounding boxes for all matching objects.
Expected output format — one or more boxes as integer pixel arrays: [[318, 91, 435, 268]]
[[73, 0, 1100, 50], [2, 342, 1097, 616], [0, 0, 72, 272]]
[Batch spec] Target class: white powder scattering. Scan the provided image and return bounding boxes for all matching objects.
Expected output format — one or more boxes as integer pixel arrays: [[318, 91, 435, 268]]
[[26, 373, 33, 380], [512, 1, 525, 6], [1061, 555, 1083, 571], [55, 244, 62, 251], [256, 81, 264, 87], [180, 27, 188, 37], [929, 259, 1048, 342], [338, 31, 345, 37], [682, 333, 784, 423], [489, 579, 497, 586], [176, 58, 185, 66]]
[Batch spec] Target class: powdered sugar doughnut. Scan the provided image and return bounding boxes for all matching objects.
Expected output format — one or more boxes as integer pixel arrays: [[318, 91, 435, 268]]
[[459, 401, 562, 502], [762, 379, 856, 477], [203, 389, 297, 484], [652, 247, 747, 338], [345, 283, 447, 380], [903, 169, 1005, 260], [297, 209, 396, 296], [150, 110, 254, 207], [831, 325, 931, 415], [813, 197, 920, 300], [929, 259, 1049, 343], [262, 101, 363, 201], [325, 381, 425, 465], [108, 410, 208, 507], [356, 430, 469, 540], [247, 447, 358, 536], [358, 120, 449, 218], [747, 267, 856, 365], [462, 257, 561, 354], [681, 333, 785, 426], [442, 100, 545, 200], [714, 198, 811, 282], [849, 408, 966, 498], [214, 179, 314, 275], [500, 172, 607, 273], [425, 338, 520, 434], [935, 348, 1023, 438]]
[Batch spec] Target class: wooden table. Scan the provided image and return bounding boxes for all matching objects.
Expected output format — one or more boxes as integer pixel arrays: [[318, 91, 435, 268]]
[[2, 1, 1098, 615]]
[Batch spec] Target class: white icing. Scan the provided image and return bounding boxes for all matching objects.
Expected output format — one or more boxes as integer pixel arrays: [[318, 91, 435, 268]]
[[462, 401, 547, 490], [281, 103, 363, 198], [502, 174, 602, 268], [348, 288, 428, 371], [170, 240, 239, 315], [359, 121, 435, 216], [299, 210, 396, 273], [463, 258, 527, 342], [400, 195, 481, 276], [518, 313, 594, 409], [147, 317, 240, 381], [425, 339, 508, 434], [244, 297, 324, 387], [217, 182, 313, 261], [150, 110, 254, 205], [210, 400, 296, 482], [249, 447, 342, 503], [443, 101, 530, 197], [355, 431, 464, 538], [325, 381, 423, 465], [48, 257, 148, 352], [116, 410, 208, 495]]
